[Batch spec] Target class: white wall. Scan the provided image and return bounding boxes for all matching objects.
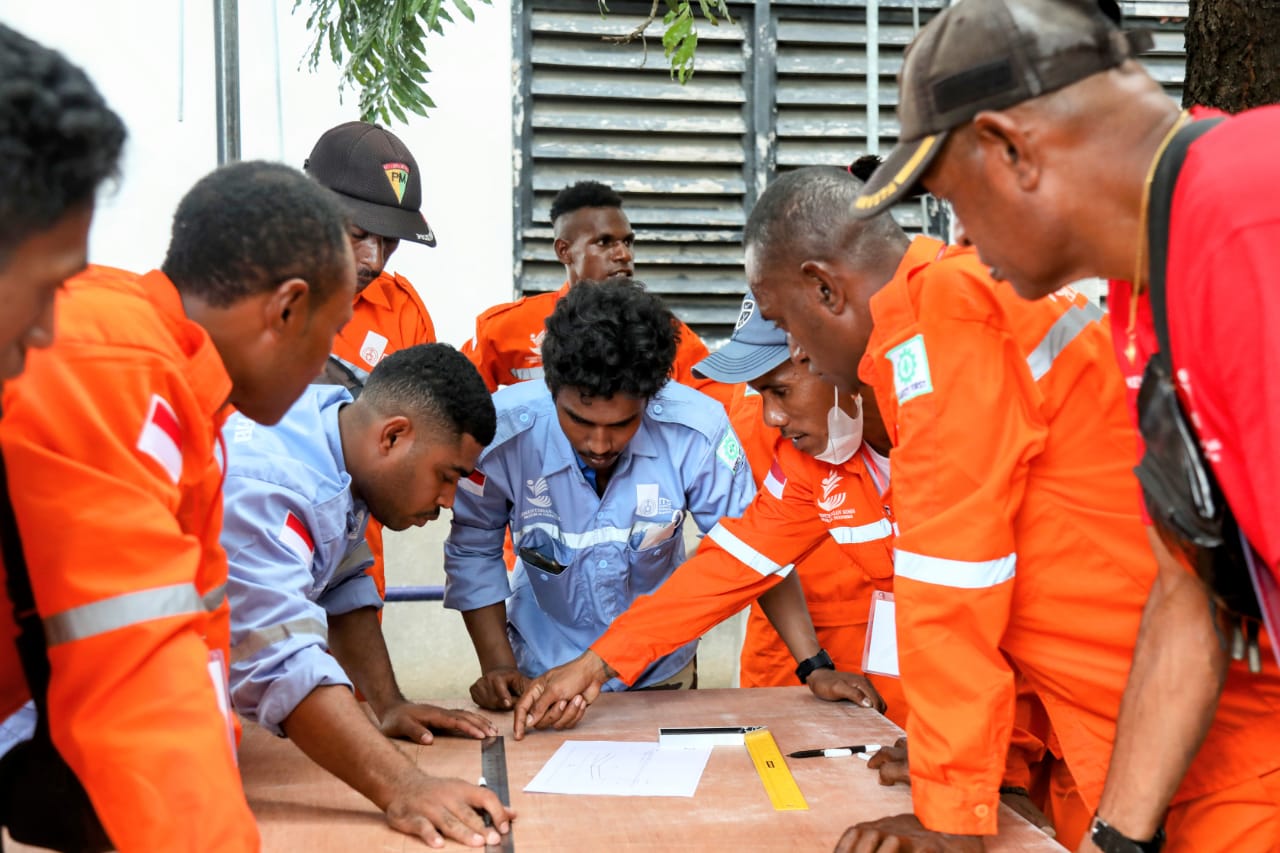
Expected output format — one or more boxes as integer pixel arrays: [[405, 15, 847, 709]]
[[0, 0, 515, 347]]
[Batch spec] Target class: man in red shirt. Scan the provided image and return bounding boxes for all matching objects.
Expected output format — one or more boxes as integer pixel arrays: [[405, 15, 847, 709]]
[[851, 0, 1280, 850], [306, 121, 440, 597]]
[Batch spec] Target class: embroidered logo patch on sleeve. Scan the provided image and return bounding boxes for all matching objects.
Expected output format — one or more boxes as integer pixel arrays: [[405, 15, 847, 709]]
[[886, 334, 934, 404], [716, 432, 744, 472]]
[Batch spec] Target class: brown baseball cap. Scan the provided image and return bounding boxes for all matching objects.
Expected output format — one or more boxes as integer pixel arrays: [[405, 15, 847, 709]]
[[304, 121, 437, 246], [852, 0, 1152, 219]]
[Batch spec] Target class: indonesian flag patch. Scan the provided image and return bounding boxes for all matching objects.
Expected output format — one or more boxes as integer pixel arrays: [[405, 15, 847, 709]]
[[763, 458, 787, 500], [136, 394, 183, 484], [279, 511, 316, 565], [460, 469, 486, 497]]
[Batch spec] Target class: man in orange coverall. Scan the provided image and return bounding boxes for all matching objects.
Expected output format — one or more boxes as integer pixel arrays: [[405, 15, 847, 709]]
[[306, 121, 440, 598], [513, 288, 1064, 838], [461, 180, 732, 408], [0, 23, 124, 847], [1, 162, 381, 853], [851, 2, 1280, 851], [744, 165, 1280, 853]]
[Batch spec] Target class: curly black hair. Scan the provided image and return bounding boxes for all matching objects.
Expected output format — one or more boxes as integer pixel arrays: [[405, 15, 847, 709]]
[[162, 161, 352, 307], [549, 180, 623, 223], [541, 279, 679, 401], [362, 343, 497, 446], [0, 24, 125, 257]]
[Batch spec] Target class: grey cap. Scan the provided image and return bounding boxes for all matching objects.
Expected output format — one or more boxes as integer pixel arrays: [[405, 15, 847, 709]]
[[852, 0, 1151, 219], [693, 293, 790, 384]]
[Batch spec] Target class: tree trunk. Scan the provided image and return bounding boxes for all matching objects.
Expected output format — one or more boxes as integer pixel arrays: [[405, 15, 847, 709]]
[[1184, 0, 1280, 111]]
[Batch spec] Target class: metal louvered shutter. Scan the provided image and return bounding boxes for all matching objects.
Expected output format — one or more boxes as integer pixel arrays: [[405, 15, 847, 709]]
[[514, 2, 751, 336], [513, 0, 1189, 341]]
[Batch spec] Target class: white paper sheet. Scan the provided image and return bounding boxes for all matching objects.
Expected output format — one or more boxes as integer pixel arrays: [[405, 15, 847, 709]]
[[862, 591, 900, 677], [523, 740, 712, 797]]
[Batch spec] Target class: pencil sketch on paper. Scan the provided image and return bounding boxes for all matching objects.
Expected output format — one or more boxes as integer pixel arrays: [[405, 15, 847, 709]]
[[523, 740, 712, 797]]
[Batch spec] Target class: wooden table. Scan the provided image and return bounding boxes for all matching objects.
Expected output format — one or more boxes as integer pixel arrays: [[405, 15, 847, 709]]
[[229, 686, 1064, 852]]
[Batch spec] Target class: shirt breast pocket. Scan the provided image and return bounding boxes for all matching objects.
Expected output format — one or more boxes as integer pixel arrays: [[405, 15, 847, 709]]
[[519, 528, 589, 626], [626, 512, 685, 596]]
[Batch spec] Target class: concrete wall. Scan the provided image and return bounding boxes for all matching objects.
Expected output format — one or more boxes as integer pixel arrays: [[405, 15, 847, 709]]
[[1, 0, 515, 346]]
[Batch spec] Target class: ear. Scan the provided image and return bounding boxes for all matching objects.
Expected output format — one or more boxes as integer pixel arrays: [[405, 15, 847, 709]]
[[798, 260, 849, 317], [971, 111, 1040, 191], [378, 415, 413, 456], [553, 235, 573, 266], [263, 278, 311, 337]]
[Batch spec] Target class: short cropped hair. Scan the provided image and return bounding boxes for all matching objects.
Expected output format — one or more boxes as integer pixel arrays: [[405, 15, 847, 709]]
[[162, 161, 351, 307], [0, 24, 125, 257], [362, 343, 496, 446], [549, 180, 623, 223], [745, 165, 907, 267], [542, 279, 678, 401]]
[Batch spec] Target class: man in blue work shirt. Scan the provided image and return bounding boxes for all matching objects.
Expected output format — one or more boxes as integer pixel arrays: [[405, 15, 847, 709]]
[[444, 279, 756, 712], [220, 344, 515, 850]]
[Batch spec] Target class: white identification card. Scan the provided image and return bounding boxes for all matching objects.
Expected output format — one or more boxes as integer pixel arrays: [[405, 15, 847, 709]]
[[207, 648, 237, 761], [862, 590, 899, 678]]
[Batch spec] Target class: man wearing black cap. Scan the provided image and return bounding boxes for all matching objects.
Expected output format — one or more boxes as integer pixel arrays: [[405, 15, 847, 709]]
[[306, 121, 438, 387], [853, 1, 1280, 851], [306, 121, 441, 599]]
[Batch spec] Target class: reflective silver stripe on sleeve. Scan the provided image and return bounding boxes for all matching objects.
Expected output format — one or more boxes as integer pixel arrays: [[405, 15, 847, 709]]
[[202, 582, 228, 612], [706, 523, 795, 579], [511, 367, 544, 381], [1025, 303, 1103, 381], [44, 583, 204, 647], [827, 519, 895, 545], [894, 549, 1016, 589], [231, 617, 330, 664]]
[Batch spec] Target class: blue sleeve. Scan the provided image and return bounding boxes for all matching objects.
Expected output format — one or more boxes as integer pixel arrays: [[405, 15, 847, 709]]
[[684, 417, 757, 533], [443, 447, 516, 612], [316, 541, 382, 616], [221, 474, 351, 736]]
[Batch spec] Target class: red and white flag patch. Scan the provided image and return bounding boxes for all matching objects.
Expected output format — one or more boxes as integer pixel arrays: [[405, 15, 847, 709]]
[[136, 394, 183, 484], [279, 511, 315, 565], [460, 469, 486, 498], [763, 458, 787, 500]]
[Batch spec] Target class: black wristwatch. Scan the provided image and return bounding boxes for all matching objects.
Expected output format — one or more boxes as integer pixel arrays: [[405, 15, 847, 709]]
[[794, 649, 835, 684], [1089, 814, 1166, 853]]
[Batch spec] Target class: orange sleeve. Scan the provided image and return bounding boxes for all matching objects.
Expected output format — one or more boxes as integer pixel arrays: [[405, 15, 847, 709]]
[[875, 273, 1048, 836], [1, 352, 258, 851], [392, 274, 436, 347], [672, 321, 735, 411], [591, 443, 829, 684], [461, 313, 503, 393]]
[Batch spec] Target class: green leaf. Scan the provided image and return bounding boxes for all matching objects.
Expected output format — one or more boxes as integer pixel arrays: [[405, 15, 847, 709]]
[[453, 0, 475, 23]]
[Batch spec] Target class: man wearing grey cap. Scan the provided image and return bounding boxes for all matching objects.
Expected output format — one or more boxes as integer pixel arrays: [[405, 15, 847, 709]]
[[853, 1, 1280, 851]]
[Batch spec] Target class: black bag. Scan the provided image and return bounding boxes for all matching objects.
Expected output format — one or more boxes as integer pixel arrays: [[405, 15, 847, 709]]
[[1132, 116, 1266, 668], [0, 439, 113, 851]]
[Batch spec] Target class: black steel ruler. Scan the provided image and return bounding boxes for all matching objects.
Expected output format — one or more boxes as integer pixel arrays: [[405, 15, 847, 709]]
[[481, 735, 514, 853]]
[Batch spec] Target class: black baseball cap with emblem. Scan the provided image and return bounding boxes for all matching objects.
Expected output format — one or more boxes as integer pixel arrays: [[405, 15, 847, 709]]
[[304, 121, 437, 246], [852, 0, 1150, 219]]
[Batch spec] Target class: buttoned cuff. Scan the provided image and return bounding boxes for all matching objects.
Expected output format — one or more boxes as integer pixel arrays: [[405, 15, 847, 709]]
[[911, 774, 1000, 836]]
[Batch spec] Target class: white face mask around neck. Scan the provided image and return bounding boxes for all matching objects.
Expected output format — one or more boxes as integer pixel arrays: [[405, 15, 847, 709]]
[[814, 388, 862, 465]]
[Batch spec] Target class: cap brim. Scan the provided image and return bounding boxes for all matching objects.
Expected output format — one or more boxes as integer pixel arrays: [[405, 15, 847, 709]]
[[692, 341, 791, 384], [850, 130, 948, 220], [335, 190, 437, 247]]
